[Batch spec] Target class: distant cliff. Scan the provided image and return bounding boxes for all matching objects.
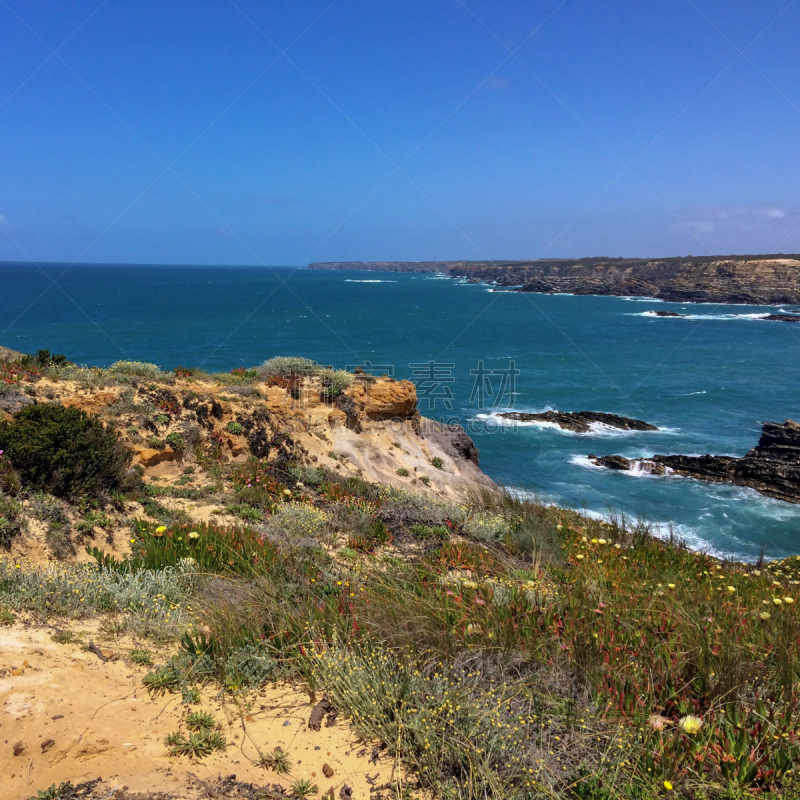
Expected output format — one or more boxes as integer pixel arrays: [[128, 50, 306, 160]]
[[309, 255, 800, 304]]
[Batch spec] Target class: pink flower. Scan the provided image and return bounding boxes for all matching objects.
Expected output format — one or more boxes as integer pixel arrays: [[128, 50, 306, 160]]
[[475, 597, 486, 606]]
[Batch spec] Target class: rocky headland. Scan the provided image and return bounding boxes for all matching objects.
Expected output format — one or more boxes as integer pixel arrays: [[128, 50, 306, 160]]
[[310, 255, 800, 305], [588, 419, 800, 504], [495, 410, 658, 433]]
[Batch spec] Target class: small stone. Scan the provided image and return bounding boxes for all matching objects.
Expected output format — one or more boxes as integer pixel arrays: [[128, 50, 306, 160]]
[[13, 741, 25, 756], [339, 786, 353, 799], [41, 739, 55, 752], [323, 763, 334, 778], [10, 668, 23, 676], [51, 715, 64, 721], [283, 720, 291, 726]]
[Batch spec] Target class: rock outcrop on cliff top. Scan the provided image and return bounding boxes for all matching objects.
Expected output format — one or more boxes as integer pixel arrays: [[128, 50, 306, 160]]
[[589, 420, 800, 504]]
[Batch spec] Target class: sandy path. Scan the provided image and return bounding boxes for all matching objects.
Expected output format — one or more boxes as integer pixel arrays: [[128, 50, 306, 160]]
[[0, 623, 399, 799]]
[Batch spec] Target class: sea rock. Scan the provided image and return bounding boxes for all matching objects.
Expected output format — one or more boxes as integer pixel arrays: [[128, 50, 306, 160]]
[[496, 410, 658, 433], [763, 314, 800, 322], [590, 454, 632, 470], [652, 310, 688, 317], [590, 420, 800, 504]]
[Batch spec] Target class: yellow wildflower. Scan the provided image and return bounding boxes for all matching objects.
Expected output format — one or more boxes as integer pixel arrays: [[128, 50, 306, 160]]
[[678, 715, 703, 734]]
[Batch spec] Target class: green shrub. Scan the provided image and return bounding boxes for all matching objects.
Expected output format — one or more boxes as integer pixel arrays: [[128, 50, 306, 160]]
[[0, 494, 25, 546], [396, 468, 409, 477], [165, 729, 226, 757], [319, 368, 353, 401], [226, 421, 244, 435], [430, 456, 444, 470], [0, 404, 133, 500], [110, 361, 165, 378], [165, 432, 185, 452], [0, 452, 21, 495], [259, 356, 319, 377], [130, 648, 153, 665], [409, 524, 449, 540]]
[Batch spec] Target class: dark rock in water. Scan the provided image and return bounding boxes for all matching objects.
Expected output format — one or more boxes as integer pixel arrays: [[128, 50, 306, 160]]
[[652, 310, 688, 317], [763, 314, 800, 323], [496, 410, 658, 433], [588, 455, 667, 475], [592, 454, 632, 470], [589, 420, 800, 504]]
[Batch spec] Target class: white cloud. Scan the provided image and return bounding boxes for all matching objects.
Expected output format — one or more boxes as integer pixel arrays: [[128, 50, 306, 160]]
[[681, 221, 716, 234], [675, 206, 798, 236]]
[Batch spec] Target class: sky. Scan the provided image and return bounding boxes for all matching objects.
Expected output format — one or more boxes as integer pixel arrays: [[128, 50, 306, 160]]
[[1, 0, 799, 266]]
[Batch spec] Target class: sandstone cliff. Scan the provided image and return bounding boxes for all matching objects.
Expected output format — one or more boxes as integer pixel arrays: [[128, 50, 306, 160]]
[[1, 369, 494, 504]]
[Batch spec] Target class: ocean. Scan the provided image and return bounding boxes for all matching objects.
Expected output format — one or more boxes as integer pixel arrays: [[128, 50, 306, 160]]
[[3, 262, 800, 561]]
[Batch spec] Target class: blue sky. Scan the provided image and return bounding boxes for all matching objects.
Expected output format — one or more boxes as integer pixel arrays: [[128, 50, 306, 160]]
[[1, 0, 799, 265]]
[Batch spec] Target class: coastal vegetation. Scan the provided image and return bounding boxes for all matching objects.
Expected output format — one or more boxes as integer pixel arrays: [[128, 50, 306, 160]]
[[1, 349, 799, 798]]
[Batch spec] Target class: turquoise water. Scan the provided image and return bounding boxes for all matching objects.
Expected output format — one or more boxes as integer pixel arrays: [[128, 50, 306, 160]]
[[3, 262, 800, 560]]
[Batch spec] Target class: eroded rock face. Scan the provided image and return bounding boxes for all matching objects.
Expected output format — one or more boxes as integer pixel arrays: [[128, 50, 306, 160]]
[[589, 420, 800, 504], [349, 378, 418, 420], [423, 420, 480, 465], [497, 410, 658, 433]]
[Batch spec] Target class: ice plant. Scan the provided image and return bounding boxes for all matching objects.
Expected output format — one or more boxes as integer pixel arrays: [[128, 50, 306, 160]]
[[678, 715, 703, 734]]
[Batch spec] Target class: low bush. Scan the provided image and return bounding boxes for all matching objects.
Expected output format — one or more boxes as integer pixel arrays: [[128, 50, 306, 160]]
[[319, 368, 353, 401], [109, 361, 165, 379], [259, 356, 319, 378], [0, 404, 133, 500], [0, 494, 24, 546], [0, 557, 193, 637]]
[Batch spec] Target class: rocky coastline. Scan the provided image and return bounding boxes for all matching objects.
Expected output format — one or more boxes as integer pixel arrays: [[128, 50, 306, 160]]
[[310, 255, 800, 305], [495, 410, 658, 433], [588, 419, 800, 504]]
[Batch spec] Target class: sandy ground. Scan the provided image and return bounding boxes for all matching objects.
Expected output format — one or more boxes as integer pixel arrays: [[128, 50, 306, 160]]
[[0, 623, 403, 799]]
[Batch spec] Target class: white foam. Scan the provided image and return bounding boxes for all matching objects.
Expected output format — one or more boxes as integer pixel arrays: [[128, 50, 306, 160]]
[[621, 296, 666, 303], [631, 310, 773, 321]]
